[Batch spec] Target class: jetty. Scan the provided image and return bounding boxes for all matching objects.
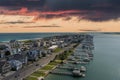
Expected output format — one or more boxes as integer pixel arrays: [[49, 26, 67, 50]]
[[50, 65, 87, 77], [50, 70, 85, 77], [50, 71, 72, 76], [56, 66, 74, 70], [67, 61, 88, 64]]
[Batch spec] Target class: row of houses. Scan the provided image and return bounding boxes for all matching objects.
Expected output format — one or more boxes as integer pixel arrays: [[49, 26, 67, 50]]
[[0, 34, 85, 75]]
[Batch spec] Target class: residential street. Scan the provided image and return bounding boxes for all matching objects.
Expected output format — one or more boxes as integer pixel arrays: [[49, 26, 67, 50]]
[[2, 45, 73, 80]]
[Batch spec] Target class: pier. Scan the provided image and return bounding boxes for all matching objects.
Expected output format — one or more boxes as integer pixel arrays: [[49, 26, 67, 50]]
[[56, 66, 74, 70], [50, 71, 72, 76], [50, 71, 84, 77]]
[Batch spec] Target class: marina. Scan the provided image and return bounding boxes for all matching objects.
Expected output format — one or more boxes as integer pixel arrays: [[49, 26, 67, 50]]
[[45, 34, 120, 80], [48, 35, 94, 78]]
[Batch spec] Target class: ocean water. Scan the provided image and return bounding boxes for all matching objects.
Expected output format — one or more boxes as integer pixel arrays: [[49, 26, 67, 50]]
[[0, 33, 72, 42], [45, 34, 120, 80]]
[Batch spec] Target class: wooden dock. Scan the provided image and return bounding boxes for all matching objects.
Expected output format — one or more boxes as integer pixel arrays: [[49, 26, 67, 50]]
[[50, 71, 72, 76], [50, 71, 85, 77], [56, 66, 74, 70]]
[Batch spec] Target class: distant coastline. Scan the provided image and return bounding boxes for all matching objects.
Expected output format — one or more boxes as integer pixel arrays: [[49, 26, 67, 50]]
[[0, 32, 119, 42], [0, 33, 75, 42], [103, 32, 120, 35]]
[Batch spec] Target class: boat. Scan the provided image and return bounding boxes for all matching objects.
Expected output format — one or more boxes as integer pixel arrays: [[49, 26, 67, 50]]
[[80, 66, 86, 72]]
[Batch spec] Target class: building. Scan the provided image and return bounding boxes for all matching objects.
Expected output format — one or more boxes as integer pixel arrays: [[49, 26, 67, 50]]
[[0, 44, 11, 58], [9, 40, 19, 48], [9, 40, 20, 54], [37, 50, 43, 58], [0, 59, 11, 74], [27, 50, 39, 61], [0, 50, 5, 58], [8, 60, 22, 71], [48, 45, 58, 51], [12, 53, 28, 64], [41, 49, 48, 57]]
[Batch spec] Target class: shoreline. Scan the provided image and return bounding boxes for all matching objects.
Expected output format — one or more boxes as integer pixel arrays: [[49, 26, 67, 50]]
[[0, 38, 43, 43], [0, 32, 76, 42], [0, 34, 93, 80], [24, 44, 77, 80]]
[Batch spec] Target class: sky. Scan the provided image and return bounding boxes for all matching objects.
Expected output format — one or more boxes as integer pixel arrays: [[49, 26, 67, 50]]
[[0, 0, 120, 33]]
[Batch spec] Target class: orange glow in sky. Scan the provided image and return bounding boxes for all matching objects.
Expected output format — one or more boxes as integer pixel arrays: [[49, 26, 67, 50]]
[[0, 15, 120, 33]]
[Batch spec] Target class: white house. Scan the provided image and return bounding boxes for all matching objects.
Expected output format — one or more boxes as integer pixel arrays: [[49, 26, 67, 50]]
[[48, 45, 58, 51]]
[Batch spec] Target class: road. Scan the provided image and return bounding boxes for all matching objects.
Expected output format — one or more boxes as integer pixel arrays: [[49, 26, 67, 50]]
[[2, 45, 74, 80]]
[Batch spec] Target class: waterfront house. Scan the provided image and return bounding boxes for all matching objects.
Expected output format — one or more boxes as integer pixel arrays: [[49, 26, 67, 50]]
[[34, 48, 43, 58], [32, 40, 41, 47], [12, 53, 28, 64], [39, 40, 44, 47], [0, 44, 11, 58], [40, 49, 48, 57], [51, 41, 57, 45], [36, 40, 41, 47], [0, 59, 11, 74], [27, 50, 39, 61], [47, 49, 52, 54], [9, 40, 20, 55], [11, 48, 19, 55], [0, 44, 8, 50], [0, 50, 4, 58], [8, 60, 22, 71], [9, 40, 19, 48], [43, 41, 47, 47], [48, 45, 58, 51], [37, 50, 43, 58], [44, 41, 51, 48], [23, 43, 32, 50], [0, 49, 11, 59], [55, 40, 65, 48]]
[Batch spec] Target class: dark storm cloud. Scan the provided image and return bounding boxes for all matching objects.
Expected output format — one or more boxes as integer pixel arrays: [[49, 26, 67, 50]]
[[23, 25, 61, 28], [0, 0, 46, 7], [0, 0, 120, 21], [0, 21, 33, 24]]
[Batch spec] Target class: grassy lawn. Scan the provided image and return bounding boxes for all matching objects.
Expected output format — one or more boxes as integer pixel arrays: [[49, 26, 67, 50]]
[[54, 48, 62, 53], [29, 61, 59, 79], [23, 40, 33, 43], [55, 60, 62, 63], [41, 65, 54, 70], [48, 61, 60, 65], [66, 50, 73, 56], [24, 76, 37, 80], [31, 71, 46, 77]]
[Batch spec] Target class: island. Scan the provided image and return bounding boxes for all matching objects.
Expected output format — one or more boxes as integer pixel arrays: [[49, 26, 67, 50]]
[[0, 34, 94, 80]]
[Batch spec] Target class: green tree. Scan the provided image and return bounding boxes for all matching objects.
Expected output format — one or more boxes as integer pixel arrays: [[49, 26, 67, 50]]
[[59, 53, 67, 64]]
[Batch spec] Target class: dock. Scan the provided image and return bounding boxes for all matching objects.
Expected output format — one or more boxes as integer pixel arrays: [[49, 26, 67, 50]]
[[67, 61, 88, 64], [50, 71, 84, 77], [50, 71, 72, 76], [56, 66, 74, 70]]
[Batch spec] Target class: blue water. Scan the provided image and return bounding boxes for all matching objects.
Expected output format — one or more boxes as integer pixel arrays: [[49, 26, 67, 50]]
[[0, 33, 72, 42]]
